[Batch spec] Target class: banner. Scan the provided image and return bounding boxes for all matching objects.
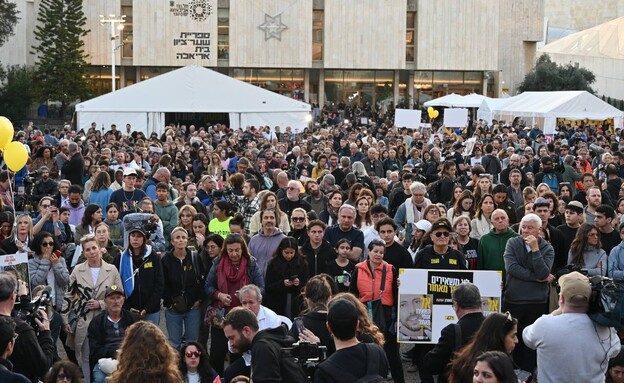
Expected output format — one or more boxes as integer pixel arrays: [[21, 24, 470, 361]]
[[0, 253, 30, 294], [398, 269, 502, 343], [394, 109, 423, 129], [443, 108, 469, 128]]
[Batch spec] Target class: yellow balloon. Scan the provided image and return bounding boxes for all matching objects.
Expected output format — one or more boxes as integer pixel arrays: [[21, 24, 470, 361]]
[[3, 141, 28, 172], [432, 110, 440, 118], [0, 116, 14, 150], [427, 107, 434, 114]]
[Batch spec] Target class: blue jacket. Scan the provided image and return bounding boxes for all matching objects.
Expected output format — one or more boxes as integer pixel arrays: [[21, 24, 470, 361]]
[[32, 216, 66, 242], [608, 241, 624, 281]]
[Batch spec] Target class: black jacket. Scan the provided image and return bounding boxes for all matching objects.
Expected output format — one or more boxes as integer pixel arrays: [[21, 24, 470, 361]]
[[3, 315, 54, 383], [300, 239, 337, 277], [87, 309, 138, 372], [414, 245, 468, 270], [32, 179, 58, 205], [0, 359, 29, 383], [161, 249, 205, 310], [61, 153, 84, 186], [251, 325, 307, 383], [113, 249, 164, 314], [423, 312, 485, 383], [265, 256, 309, 318], [278, 198, 312, 217]]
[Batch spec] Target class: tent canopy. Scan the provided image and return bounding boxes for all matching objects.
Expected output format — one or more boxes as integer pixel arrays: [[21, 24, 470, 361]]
[[489, 91, 624, 133], [452, 93, 493, 108], [423, 93, 465, 108], [476, 96, 519, 124], [76, 65, 311, 135]]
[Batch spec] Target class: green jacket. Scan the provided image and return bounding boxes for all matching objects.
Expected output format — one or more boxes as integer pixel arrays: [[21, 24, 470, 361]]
[[477, 228, 518, 273], [154, 201, 179, 241]]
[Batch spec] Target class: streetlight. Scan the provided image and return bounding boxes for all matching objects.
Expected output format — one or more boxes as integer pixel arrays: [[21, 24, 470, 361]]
[[99, 14, 126, 92]]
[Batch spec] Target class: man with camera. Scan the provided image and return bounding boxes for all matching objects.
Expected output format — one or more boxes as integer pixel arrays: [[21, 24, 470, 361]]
[[524, 271, 621, 382], [314, 298, 388, 383], [222, 307, 307, 383], [0, 272, 54, 383]]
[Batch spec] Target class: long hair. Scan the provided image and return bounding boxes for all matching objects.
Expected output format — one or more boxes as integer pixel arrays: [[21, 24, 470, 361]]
[[219, 233, 251, 261], [259, 191, 285, 219], [12, 214, 33, 238], [302, 275, 332, 312], [453, 190, 475, 219], [214, 200, 234, 218], [91, 171, 111, 191], [332, 292, 385, 346], [179, 341, 214, 380], [449, 312, 518, 383], [32, 231, 60, 257], [269, 236, 305, 263], [354, 195, 372, 228], [44, 360, 82, 383], [108, 321, 183, 383], [475, 194, 495, 220], [80, 204, 101, 228], [178, 205, 198, 231], [570, 223, 601, 265], [347, 182, 364, 202], [474, 351, 518, 383]]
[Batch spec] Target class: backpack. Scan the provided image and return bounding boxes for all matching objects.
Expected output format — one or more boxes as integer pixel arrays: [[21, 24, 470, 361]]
[[587, 276, 624, 328], [318, 343, 391, 383], [427, 179, 443, 204], [542, 172, 559, 194]]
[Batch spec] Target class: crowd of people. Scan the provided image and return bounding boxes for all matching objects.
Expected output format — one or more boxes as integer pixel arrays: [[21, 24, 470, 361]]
[[0, 115, 623, 382]]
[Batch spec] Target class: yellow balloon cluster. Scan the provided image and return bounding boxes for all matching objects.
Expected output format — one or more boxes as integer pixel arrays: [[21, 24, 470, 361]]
[[427, 107, 439, 119], [0, 116, 28, 172]]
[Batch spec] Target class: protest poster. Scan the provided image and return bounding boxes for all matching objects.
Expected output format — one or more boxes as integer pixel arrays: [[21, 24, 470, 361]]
[[0, 253, 30, 293], [398, 269, 502, 343], [394, 109, 422, 129], [443, 108, 469, 128]]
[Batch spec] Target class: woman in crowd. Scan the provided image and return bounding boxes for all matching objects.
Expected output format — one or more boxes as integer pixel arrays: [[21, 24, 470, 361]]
[[30, 145, 59, 178], [447, 185, 464, 210], [345, 183, 363, 206], [204, 233, 264, 374], [312, 154, 328, 179], [29, 231, 69, 351], [454, 216, 479, 270], [207, 153, 223, 178], [179, 341, 218, 383], [288, 208, 309, 245], [197, 233, 225, 349], [438, 160, 458, 206], [472, 351, 518, 383], [423, 204, 442, 224], [44, 360, 82, 383], [178, 205, 198, 234], [208, 201, 233, 238], [558, 182, 573, 200], [88, 172, 113, 219], [568, 223, 607, 276], [320, 190, 343, 226], [350, 240, 404, 383], [447, 190, 476, 225], [516, 186, 538, 221], [536, 183, 551, 196], [291, 275, 334, 355], [407, 219, 432, 261], [172, 159, 189, 182], [355, 195, 374, 232], [541, 191, 562, 227], [162, 227, 205, 349], [189, 213, 209, 251], [108, 321, 183, 383], [249, 191, 290, 236], [194, 155, 211, 181], [0, 211, 13, 244], [326, 239, 356, 292], [63, 234, 122, 382], [616, 198, 624, 225], [104, 203, 124, 247], [265, 237, 309, 319], [1, 214, 33, 256], [74, 204, 103, 244], [473, 175, 492, 204], [82, 165, 99, 202], [449, 312, 519, 383], [471, 194, 495, 240]]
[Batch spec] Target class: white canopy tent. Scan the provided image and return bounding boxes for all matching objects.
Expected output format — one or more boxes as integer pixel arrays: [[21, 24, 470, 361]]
[[477, 96, 519, 124], [452, 93, 493, 108], [76, 65, 311, 135], [423, 93, 465, 108], [489, 91, 624, 134]]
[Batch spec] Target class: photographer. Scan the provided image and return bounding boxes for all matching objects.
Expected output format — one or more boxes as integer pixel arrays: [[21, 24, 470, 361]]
[[222, 307, 307, 383], [0, 272, 54, 383], [31, 166, 58, 207], [122, 198, 166, 253], [32, 197, 66, 243]]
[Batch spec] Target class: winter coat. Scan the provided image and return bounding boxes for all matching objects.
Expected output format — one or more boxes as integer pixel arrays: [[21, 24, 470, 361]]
[[265, 255, 309, 318], [248, 228, 287, 277], [113, 245, 164, 314], [477, 228, 518, 273], [28, 254, 70, 309]]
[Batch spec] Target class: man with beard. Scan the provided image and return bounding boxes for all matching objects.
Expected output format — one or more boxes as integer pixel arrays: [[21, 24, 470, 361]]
[[499, 154, 528, 187], [61, 185, 85, 227], [174, 182, 208, 217], [328, 153, 345, 186], [303, 180, 327, 216], [278, 180, 312, 217], [248, 209, 286, 278], [32, 167, 58, 206], [222, 307, 306, 383], [60, 142, 84, 187]]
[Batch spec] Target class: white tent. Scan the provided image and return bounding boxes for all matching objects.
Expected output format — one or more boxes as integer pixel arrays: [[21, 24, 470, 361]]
[[452, 93, 493, 108], [477, 96, 519, 124], [76, 65, 311, 135], [489, 91, 624, 134], [423, 93, 465, 108]]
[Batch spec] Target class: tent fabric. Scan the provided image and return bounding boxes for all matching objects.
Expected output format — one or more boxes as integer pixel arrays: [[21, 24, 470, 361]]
[[477, 96, 519, 124], [423, 93, 465, 107], [76, 65, 311, 135], [452, 93, 493, 108], [489, 91, 624, 134]]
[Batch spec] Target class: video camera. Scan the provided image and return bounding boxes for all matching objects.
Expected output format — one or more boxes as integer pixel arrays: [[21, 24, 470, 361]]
[[282, 341, 327, 382], [16, 286, 53, 336]]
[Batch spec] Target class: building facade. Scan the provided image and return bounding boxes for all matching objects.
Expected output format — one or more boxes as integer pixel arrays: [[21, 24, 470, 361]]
[[0, 0, 544, 106]]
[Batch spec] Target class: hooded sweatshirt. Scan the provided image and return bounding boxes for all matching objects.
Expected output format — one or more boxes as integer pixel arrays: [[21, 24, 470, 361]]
[[61, 199, 85, 226], [154, 200, 179, 241], [477, 228, 518, 273], [567, 245, 607, 277], [250, 325, 307, 383], [248, 228, 286, 277]]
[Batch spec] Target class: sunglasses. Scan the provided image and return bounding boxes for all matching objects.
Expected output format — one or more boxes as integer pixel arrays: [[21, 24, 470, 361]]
[[434, 231, 450, 238], [42, 242, 55, 247], [292, 217, 305, 222], [185, 351, 201, 358]]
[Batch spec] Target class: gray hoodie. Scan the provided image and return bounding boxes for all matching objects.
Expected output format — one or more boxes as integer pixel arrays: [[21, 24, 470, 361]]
[[567, 245, 607, 277], [248, 228, 286, 278], [503, 236, 554, 304]]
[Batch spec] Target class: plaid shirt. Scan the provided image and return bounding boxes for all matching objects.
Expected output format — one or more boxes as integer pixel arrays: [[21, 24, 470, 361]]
[[225, 191, 260, 236]]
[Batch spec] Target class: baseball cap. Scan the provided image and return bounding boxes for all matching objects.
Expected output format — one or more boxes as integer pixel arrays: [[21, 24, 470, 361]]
[[566, 201, 584, 214], [415, 220, 432, 232], [533, 197, 550, 208], [127, 225, 146, 237], [123, 167, 138, 177], [430, 218, 453, 233], [105, 284, 124, 298], [559, 271, 591, 303]]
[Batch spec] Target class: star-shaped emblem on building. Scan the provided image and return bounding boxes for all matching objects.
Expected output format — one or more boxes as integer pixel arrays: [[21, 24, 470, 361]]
[[258, 13, 288, 41]]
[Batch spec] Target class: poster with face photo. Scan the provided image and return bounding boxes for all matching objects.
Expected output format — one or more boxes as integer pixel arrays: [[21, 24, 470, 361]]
[[0, 253, 30, 295], [398, 269, 502, 344]]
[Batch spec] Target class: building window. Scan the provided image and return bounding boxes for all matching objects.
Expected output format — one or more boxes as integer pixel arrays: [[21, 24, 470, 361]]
[[406, 12, 415, 62], [324, 70, 394, 105], [218, 8, 229, 59], [233, 69, 304, 100], [313, 10, 323, 61], [121, 6, 133, 59]]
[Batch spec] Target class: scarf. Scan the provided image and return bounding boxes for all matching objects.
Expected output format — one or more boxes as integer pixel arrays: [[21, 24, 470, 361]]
[[119, 245, 151, 298], [217, 256, 249, 309]]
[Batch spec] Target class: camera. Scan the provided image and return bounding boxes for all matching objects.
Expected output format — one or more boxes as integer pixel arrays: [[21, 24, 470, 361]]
[[16, 286, 53, 336], [282, 341, 327, 368]]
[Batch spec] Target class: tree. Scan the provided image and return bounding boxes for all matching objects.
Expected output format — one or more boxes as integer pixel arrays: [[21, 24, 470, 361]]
[[0, 1, 19, 48], [0, 65, 35, 121], [31, 0, 90, 119], [518, 54, 596, 94]]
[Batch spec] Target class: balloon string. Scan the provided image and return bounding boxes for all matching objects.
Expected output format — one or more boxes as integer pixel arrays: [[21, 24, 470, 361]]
[[6, 168, 16, 219]]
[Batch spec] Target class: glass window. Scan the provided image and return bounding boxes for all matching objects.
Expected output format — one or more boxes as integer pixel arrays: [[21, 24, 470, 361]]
[[121, 6, 133, 59], [406, 12, 415, 62], [433, 71, 463, 86], [218, 8, 229, 59], [313, 10, 324, 61]]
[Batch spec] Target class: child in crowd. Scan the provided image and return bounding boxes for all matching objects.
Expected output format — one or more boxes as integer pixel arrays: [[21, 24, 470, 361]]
[[326, 238, 355, 292], [104, 202, 123, 246]]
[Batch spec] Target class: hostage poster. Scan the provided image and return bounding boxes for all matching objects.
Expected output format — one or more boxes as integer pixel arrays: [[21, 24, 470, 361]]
[[398, 269, 502, 344], [0, 253, 30, 295]]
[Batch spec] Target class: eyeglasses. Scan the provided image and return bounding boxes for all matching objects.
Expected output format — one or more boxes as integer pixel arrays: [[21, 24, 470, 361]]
[[40, 204, 51, 208], [428, 210, 440, 215], [434, 231, 450, 238], [292, 217, 305, 222], [57, 373, 70, 381], [185, 351, 201, 358], [42, 242, 54, 247]]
